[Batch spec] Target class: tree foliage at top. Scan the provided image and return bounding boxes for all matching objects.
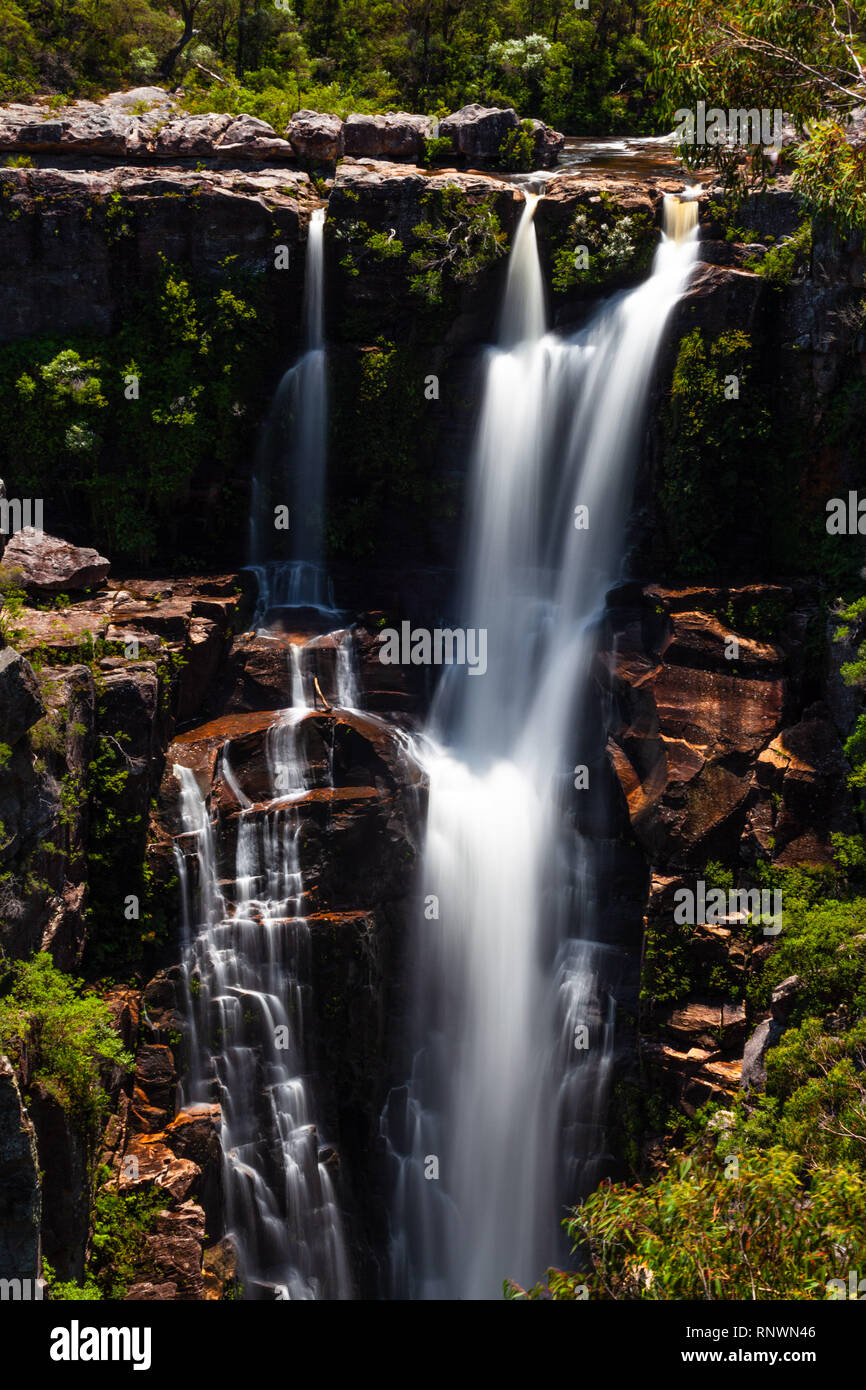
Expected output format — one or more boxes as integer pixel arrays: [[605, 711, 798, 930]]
[[647, 0, 866, 226], [0, 0, 658, 135]]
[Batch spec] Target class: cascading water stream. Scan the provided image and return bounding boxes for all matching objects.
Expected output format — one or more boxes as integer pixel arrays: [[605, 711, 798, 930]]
[[174, 692, 352, 1299], [249, 205, 331, 620], [385, 192, 699, 1299], [174, 203, 360, 1299]]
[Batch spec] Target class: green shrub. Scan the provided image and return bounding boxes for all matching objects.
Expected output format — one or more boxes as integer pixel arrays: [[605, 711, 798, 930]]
[[0, 954, 132, 1143], [551, 200, 655, 292], [408, 186, 508, 306], [88, 1167, 166, 1299], [745, 220, 812, 287], [509, 1145, 866, 1299], [497, 119, 536, 172]]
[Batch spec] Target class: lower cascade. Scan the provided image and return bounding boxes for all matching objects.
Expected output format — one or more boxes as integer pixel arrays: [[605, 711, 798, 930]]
[[174, 643, 357, 1300], [384, 192, 699, 1299]]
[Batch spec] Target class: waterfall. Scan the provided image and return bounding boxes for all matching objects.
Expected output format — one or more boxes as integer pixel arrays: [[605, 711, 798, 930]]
[[249, 206, 331, 621], [385, 192, 699, 1299], [174, 696, 353, 1300], [173, 201, 361, 1299]]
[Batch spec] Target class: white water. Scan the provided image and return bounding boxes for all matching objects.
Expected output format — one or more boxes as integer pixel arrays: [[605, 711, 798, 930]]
[[175, 676, 353, 1299], [386, 194, 699, 1299], [250, 206, 331, 621], [175, 201, 362, 1298]]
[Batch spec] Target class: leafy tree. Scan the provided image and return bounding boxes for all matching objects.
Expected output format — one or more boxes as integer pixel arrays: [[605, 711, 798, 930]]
[[647, 0, 866, 223]]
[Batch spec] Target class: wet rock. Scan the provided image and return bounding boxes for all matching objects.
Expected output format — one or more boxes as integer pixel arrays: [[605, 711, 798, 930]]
[[343, 112, 432, 161], [177, 616, 225, 724], [202, 1235, 238, 1299], [286, 109, 344, 164], [0, 1055, 40, 1281], [1, 528, 110, 595], [217, 632, 294, 713], [142, 968, 185, 1042], [130, 1044, 177, 1133], [164, 1106, 222, 1218], [439, 103, 519, 161], [145, 1202, 206, 1300], [164, 1105, 220, 1171]]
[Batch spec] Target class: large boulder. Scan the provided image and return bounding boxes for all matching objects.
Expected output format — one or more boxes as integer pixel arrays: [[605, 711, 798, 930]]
[[285, 109, 344, 164], [343, 112, 432, 161], [215, 113, 294, 160], [0, 647, 44, 746], [151, 112, 234, 158], [2, 527, 110, 594], [741, 976, 803, 1090], [439, 103, 519, 161], [530, 118, 565, 169]]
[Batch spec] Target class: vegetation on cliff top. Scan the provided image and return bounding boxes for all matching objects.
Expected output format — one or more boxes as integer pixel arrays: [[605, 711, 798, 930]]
[[0, 0, 657, 134]]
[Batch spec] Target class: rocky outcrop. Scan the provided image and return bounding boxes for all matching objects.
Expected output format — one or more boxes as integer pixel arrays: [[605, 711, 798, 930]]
[[600, 584, 792, 864], [0, 165, 309, 342], [343, 112, 431, 161], [530, 118, 566, 168], [599, 583, 858, 1120], [439, 103, 519, 160], [2, 527, 110, 594], [0, 90, 294, 165], [0, 91, 563, 173], [741, 975, 803, 1090], [0, 1056, 40, 1282], [27, 1080, 89, 1281], [286, 108, 344, 164], [0, 647, 44, 746]]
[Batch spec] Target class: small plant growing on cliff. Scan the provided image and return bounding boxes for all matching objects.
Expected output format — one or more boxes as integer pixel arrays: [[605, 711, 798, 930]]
[[552, 202, 654, 292], [3, 154, 33, 168], [0, 954, 132, 1146], [0, 565, 30, 646], [409, 185, 508, 305], [88, 1167, 166, 1299], [745, 220, 812, 287], [422, 135, 454, 167]]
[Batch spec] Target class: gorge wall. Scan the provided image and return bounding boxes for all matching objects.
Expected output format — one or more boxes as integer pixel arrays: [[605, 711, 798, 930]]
[[0, 99, 864, 1298]]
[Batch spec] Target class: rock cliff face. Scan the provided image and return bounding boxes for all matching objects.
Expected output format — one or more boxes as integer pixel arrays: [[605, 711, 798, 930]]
[[596, 581, 859, 1119], [0, 1055, 41, 1282]]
